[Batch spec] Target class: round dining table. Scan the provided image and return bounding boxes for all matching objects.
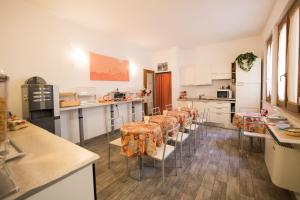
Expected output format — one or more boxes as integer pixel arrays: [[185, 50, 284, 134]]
[[149, 115, 178, 136], [120, 122, 163, 157]]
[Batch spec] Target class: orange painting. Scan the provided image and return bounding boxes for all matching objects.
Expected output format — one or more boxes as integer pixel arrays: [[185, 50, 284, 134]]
[[89, 52, 129, 81]]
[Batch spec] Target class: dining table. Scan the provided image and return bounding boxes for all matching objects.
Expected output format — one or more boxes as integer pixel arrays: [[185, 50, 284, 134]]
[[149, 115, 179, 136], [166, 109, 190, 126], [233, 112, 266, 134], [120, 122, 163, 158]]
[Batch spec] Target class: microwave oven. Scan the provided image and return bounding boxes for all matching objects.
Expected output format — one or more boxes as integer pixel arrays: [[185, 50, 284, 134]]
[[217, 89, 232, 98]]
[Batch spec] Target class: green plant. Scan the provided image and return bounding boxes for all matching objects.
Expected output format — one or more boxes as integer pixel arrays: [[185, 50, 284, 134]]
[[235, 52, 257, 72]]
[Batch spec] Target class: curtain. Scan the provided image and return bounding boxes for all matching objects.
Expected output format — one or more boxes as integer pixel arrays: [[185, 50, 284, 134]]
[[155, 72, 172, 112], [278, 23, 287, 102]]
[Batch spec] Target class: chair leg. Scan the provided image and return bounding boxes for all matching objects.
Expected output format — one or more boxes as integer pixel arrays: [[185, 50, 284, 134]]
[[125, 157, 129, 176], [108, 144, 111, 169], [180, 143, 183, 168], [162, 159, 165, 189], [175, 150, 177, 176], [194, 130, 196, 153]]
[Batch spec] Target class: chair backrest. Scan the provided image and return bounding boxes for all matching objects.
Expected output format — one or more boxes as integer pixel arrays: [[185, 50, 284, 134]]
[[183, 117, 193, 132], [165, 104, 173, 111], [163, 124, 180, 159], [106, 115, 124, 142], [152, 107, 161, 115], [131, 110, 145, 122]]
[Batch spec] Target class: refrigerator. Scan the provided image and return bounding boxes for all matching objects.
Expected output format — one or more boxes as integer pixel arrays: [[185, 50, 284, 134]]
[[235, 58, 262, 113]]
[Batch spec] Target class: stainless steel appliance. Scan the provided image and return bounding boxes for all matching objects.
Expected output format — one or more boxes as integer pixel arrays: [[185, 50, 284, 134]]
[[217, 89, 232, 98], [21, 77, 60, 135]]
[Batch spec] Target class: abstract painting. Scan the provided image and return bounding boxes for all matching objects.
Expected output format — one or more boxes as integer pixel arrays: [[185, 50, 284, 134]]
[[89, 52, 129, 81]]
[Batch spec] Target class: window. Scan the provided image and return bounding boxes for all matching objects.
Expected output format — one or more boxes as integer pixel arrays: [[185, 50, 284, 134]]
[[276, 1, 300, 113], [277, 22, 287, 105], [287, 7, 299, 111], [266, 37, 273, 102]]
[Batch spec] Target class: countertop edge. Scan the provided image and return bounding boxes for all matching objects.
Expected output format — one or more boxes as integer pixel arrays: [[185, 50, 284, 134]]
[[13, 161, 98, 200]]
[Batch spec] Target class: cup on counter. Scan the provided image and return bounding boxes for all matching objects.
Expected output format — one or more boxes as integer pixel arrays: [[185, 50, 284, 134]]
[[144, 116, 150, 124]]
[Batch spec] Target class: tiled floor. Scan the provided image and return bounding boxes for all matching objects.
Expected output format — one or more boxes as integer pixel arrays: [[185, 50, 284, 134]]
[[85, 126, 292, 200]]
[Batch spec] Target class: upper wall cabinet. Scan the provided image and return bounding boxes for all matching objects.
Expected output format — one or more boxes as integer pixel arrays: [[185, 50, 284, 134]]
[[211, 63, 231, 80], [180, 65, 212, 86]]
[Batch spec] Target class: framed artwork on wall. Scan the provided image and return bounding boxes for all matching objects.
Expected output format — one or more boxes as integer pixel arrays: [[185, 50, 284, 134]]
[[89, 52, 129, 81]]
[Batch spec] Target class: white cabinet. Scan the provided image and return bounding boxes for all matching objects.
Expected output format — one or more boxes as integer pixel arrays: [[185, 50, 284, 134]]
[[265, 130, 300, 193], [193, 101, 207, 114], [207, 102, 231, 126], [180, 65, 212, 86], [211, 63, 231, 80]]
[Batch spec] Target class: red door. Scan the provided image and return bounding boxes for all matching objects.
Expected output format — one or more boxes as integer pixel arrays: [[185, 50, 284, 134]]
[[155, 72, 172, 112]]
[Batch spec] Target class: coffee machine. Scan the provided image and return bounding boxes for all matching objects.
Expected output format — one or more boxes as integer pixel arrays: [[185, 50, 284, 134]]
[[21, 77, 60, 135]]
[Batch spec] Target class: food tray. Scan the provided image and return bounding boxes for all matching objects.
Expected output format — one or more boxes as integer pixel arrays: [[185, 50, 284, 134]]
[[286, 128, 300, 137]]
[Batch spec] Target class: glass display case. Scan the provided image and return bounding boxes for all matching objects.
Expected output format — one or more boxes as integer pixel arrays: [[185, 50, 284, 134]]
[[59, 92, 80, 108], [76, 87, 96, 105]]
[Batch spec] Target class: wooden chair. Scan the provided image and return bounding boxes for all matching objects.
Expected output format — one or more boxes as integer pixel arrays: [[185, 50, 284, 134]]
[[170, 118, 193, 167], [106, 115, 127, 169], [152, 107, 161, 115], [165, 104, 173, 111], [148, 124, 180, 190]]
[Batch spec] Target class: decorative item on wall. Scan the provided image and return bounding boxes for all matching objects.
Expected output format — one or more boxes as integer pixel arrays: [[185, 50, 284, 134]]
[[89, 52, 129, 81], [157, 62, 168, 72], [235, 52, 257, 72]]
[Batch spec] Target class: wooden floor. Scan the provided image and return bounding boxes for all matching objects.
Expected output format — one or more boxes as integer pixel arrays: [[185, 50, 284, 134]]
[[84, 126, 292, 200]]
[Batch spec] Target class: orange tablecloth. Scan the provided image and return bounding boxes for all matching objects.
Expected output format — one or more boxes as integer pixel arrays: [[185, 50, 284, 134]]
[[149, 115, 179, 136], [175, 107, 199, 120], [233, 112, 266, 134], [120, 122, 163, 157], [166, 110, 190, 126]]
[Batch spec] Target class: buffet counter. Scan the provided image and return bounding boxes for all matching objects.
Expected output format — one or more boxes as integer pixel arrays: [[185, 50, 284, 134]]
[[60, 98, 143, 145], [4, 123, 99, 200]]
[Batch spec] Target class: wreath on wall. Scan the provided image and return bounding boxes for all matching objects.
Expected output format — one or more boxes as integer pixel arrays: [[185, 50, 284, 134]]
[[235, 52, 257, 72]]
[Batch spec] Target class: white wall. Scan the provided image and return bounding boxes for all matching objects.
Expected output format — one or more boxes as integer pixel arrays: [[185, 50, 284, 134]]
[[180, 36, 263, 97], [151, 47, 181, 107], [0, 0, 151, 117]]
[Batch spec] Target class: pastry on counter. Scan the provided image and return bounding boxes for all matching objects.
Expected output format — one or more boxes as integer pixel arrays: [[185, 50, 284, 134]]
[[59, 92, 81, 107], [8, 115, 28, 131]]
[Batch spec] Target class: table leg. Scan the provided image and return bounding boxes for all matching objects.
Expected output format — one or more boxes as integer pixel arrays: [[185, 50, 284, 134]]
[[110, 105, 114, 135], [78, 108, 85, 146], [138, 156, 143, 181], [132, 102, 135, 122]]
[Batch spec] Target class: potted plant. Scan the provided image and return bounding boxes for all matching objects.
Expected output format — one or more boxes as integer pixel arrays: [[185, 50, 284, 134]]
[[235, 52, 257, 72]]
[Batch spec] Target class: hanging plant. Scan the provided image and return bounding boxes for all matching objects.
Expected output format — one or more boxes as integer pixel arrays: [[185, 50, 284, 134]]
[[235, 52, 257, 72]]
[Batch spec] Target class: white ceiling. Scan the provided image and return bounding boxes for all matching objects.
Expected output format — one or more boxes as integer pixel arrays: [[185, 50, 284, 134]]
[[25, 0, 276, 50]]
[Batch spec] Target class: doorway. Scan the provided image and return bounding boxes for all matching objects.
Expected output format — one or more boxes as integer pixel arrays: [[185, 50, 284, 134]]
[[155, 72, 172, 112], [143, 69, 155, 115]]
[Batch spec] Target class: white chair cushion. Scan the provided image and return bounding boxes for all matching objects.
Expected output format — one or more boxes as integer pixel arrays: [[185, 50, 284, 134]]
[[170, 132, 189, 143], [109, 137, 122, 146], [150, 144, 175, 160], [186, 124, 199, 131], [243, 131, 266, 138]]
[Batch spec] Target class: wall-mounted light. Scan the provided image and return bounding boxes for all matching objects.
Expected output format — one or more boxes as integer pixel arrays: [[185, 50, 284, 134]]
[[129, 61, 137, 77], [71, 47, 88, 64]]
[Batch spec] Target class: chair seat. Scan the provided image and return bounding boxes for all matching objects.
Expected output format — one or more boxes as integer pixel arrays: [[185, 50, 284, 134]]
[[170, 132, 189, 143], [109, 137, 122, 146], [150, 144, 175, 160], [243, 131, 266, 138], [185, 124, 199, 131]]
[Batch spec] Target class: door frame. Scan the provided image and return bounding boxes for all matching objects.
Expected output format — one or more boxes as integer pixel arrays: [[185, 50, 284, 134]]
[[143, 69, 155, 115]]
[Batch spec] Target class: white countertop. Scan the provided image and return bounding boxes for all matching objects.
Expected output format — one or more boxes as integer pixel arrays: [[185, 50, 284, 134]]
[[60, 98, 143, 112], [4, 123, 99, 199], [264, 118, 300, 145], [178, 97, 236, 102]]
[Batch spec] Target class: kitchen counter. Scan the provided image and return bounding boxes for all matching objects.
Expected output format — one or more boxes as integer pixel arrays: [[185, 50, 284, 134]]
[[4, 123, 99, 199], [263, 118, 300, 145], [178, 97, 236, 103], [60, 98, 143, 112]]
